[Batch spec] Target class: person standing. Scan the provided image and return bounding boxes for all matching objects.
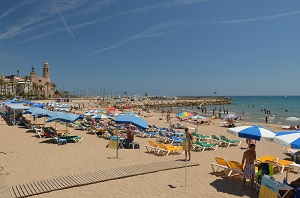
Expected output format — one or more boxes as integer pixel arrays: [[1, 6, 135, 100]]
[[184, 128, 193, 161], [241, 144, 256, 190], [265, 116, 268, 124]]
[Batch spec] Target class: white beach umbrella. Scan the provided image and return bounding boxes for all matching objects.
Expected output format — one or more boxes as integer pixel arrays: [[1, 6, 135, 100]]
[[273, 131, 300, 149], [227, 125, 276, 142], [190, 115, 205, 120]]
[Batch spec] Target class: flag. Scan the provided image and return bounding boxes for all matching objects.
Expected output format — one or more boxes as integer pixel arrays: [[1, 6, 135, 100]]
[[123, 91, 127, 95]]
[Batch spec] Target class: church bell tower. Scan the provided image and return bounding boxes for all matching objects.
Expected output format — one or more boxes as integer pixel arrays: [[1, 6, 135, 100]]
[[43, 61, 50, 82]]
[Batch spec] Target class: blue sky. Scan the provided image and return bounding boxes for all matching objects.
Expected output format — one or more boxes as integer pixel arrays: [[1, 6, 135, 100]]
[[1, 0, 300, 97]]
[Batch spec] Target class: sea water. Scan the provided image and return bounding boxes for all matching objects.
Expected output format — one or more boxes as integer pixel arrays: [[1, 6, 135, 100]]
[[172, 96, 300, 127]]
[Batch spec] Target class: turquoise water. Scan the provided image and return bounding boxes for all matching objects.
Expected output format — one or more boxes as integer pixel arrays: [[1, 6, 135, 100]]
[[172, 96, 300, 126]]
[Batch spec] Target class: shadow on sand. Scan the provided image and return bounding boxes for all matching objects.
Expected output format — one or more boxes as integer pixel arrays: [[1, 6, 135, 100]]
[[210, 173, 257, 197], [39, 139, 56, 144]]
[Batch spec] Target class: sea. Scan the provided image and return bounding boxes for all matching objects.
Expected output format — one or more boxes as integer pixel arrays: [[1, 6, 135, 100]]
[[172, 96, 300, 127]]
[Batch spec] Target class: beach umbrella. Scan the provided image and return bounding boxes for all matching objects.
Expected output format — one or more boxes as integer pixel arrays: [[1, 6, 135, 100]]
[[177, 112, 193, 117], [94, 114, 112, 119], [115, 115, 147, 129], [227, 125, 276, 141], [84, 112, 95, 116], [224, 114, 237, 120], [107, 107, 116, 111], [47, 112, 80, 123], [190, 115, 205, 120], [273, 131, 300, 149]]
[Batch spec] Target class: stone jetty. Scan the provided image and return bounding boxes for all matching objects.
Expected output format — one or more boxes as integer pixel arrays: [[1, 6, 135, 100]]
[[114, 97, 231, 109]]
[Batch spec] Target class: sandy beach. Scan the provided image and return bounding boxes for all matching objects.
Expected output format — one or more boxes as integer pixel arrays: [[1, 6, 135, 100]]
[[0, 106, 298, 198]]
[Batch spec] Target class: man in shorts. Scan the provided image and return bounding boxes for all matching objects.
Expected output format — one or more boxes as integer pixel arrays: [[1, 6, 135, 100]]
[[241, 144, 256, 189]]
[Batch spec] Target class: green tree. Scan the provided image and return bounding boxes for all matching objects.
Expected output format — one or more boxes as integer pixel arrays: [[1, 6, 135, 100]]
[[44, 82, 50, 99]]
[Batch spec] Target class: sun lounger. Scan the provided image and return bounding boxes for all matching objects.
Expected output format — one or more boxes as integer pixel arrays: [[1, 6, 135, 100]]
[[176, 123, 185, 129], [156, 142, 183, 156], [264, 159, 295, 174], [228, 160, 244, 176], [211, 135, 227, 147], [192, 141, 218, 152], [145, 141, 158, 154], [211, 157, 231, 177], [220, 135, 241, 147], [257, 155, 278, 163]]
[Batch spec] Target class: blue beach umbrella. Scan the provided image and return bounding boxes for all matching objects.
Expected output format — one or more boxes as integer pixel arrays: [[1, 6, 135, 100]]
[[115, 115, 147, 129], [273, 131, 300, 149], [47, 112, 80, 123], [226, 125, 276, 141]]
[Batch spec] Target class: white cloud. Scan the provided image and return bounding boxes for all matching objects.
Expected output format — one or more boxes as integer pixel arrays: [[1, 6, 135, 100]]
[[219, 10, 300, 24], [0, 0, 115, 40]]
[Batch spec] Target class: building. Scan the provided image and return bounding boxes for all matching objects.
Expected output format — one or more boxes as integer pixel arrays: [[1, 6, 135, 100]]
[[30, 61, 55, 98], [0, 61, 55, 98]]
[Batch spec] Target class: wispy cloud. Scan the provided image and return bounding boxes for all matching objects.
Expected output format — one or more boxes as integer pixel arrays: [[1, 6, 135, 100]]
[[90, 9, 300, 54], [0, 0, 114, 41], [0, 0, 39, 20], [1, 0, 207, 42], [219, 10, 300, 24], [54, 3, 76, 40], [89, 20, 203, 54], [13, 32, 56, 45]]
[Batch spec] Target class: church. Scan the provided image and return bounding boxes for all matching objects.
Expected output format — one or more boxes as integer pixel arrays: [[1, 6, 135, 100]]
[[30, 61, 55, 98]]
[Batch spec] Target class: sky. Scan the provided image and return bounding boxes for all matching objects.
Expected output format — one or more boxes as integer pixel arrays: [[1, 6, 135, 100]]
[[0, 0, 300, 97]]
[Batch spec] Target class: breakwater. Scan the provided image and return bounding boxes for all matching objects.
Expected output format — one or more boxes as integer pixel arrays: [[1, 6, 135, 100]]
[[114, 97, 231, 109]]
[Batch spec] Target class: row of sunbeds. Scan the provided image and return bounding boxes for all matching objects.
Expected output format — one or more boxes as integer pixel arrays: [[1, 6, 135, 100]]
[[30, 123, 83, 144], [211, 155, 296, 177], [146, 141, 184, 156]]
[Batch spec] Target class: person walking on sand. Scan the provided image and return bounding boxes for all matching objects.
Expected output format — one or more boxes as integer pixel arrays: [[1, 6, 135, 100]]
[[184, 128, 193, 161], [265, 115, 268, 124], [241, 144, 256, 190]]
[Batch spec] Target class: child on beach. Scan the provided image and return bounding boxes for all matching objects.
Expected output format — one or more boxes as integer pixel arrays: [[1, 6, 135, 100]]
[[241, 144, 256, 190]]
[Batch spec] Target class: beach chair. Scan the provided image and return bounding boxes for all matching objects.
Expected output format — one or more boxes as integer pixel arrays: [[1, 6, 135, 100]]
[[145, 141, 158, 154], [211, 135, 227, 147], [35, 128, 44, 138], [193, 141, 218, 152], [257, 155, 278, 163], [156, 142, 183, 156], [211, 157, 231, 177], [169, 122, 176, 128], [220, 135, 241, 147], [264, 159, 295, 174], [176, 123, 185, 129], [197, 134, 211, 141], [228, 160, 244, 176]]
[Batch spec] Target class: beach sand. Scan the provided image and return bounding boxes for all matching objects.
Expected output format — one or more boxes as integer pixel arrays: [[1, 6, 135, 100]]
[[0, 109, 297, 198]]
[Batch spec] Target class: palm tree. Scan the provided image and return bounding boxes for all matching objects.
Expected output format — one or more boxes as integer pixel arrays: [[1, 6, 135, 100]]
[[0, 79, 4, 96], [39, 85, 45, 98], [44, 82, 50, 98], [32, 82, 37, 96], [15, 83, 22, 97], [24, 76, 29, 96], [10, 78, 15, 96]]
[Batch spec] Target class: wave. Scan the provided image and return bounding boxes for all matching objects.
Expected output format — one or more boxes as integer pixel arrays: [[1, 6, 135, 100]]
[[285, 117, 300, 122]]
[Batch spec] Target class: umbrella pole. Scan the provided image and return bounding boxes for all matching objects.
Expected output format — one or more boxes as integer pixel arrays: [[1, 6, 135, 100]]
[[116, 128, 119, 159]]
